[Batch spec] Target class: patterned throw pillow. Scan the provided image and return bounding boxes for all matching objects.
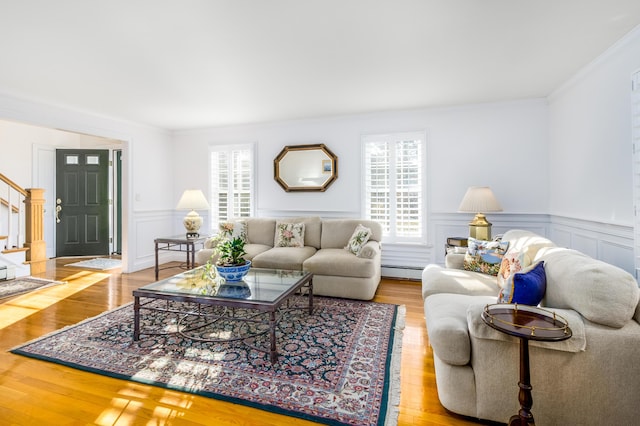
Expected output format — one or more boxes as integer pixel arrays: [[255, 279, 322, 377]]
[[463, 237, 509, 276], [497, 250, 532, 289], [345, 224, 372, 256], [274, 222, 305, 247], [218, 221, 248, 243], [498, 261, 546, 305]]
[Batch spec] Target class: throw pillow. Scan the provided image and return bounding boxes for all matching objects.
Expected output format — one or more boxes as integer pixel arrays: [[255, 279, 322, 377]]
[[497, 250, 532, 289], [274, 222, 305, 247], [345, 224, 372, 255], [463, 237, 509, 276], [498, 261, 547, 305], [218, 221, 248, 243]]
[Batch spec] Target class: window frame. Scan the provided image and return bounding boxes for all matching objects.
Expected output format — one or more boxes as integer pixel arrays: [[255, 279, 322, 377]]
[[208, 143, 256, 231], [361, 131, 427, 245]]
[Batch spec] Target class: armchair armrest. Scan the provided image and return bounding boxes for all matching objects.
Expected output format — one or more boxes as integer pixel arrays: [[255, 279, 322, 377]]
[[445, 252, 465, 269]]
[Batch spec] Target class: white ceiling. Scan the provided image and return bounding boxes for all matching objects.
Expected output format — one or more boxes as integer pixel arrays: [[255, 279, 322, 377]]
[[1, 1, 640, 130]]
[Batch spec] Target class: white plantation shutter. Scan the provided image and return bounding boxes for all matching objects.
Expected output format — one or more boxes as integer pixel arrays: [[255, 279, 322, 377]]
[[364, 141, 391, 234], [632, 71, 640, 281], [210, 144, 254, 229], [363, 132, 426, 243]]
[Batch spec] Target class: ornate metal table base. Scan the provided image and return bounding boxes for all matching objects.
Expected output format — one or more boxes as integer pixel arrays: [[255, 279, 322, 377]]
[[134, 298, 312, 363]]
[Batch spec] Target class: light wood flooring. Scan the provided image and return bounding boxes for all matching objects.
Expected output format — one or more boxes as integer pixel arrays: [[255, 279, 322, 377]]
[[0, 259, 498, 425]]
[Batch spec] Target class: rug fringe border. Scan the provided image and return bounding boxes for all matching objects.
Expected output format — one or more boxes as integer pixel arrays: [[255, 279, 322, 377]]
[[383, 304, 405, 426]]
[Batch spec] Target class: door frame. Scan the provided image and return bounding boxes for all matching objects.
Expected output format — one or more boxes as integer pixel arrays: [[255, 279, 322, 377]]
[[34, 145, 122, 258]]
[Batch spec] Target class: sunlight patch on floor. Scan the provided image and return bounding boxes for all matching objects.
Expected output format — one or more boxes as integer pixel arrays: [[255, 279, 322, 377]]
[[0, 271, 110, 329], [94, 383, 193, 426]]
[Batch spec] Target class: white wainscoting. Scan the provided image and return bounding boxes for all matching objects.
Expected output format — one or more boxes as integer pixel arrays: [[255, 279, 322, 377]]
[[128, 211, 635, 281], [130, 210, 176, 271], [549, 215, 634, 274], [426, 213, 634, 276], [429, 213, 551, 266]]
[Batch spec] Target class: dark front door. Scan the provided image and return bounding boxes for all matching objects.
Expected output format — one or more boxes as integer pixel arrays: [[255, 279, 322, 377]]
[[56, 149, 110, 256]]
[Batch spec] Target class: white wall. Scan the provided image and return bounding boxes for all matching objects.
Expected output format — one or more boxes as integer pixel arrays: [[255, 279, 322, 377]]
[[0, 94, 174, 272], [0, 121, 122, 188], [172, 99, 549, 272], [546, 27, 640, 274], [2, 25, 637, 276], [548, 28, 640, 226]]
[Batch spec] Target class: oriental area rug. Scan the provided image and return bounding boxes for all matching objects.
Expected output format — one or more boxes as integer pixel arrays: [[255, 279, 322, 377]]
[[11, 296, 404, 426]]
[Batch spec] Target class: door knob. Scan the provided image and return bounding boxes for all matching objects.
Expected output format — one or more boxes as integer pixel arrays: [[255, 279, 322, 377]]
[[55, 205, 62, 223]]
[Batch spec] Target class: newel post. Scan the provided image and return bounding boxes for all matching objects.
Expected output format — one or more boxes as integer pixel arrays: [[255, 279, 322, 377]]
[[24, 188, 47, 275]]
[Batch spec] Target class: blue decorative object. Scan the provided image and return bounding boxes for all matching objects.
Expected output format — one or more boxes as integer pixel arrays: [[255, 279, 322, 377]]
[[216, 282, 252, 299], [216, 260, 251, 282], [499, 261, 546, 306]]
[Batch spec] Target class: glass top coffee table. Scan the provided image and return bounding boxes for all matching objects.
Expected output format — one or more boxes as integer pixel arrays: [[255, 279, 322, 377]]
[[133, 266, 313, 363]]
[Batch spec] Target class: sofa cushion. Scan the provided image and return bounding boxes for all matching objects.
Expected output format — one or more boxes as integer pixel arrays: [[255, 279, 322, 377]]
[[274, 222, 305, 247], [537, 247, 640, 328], [303, 248, 378, 278], [345, 224, 372, 255], [424, 294, 497, 365], [218, 220, 248, 243], [251, 246, 317, 270], [243, 243, 271, 260], [498, 261, 546, 305], [245, 218, 276, 246], [501, 229, 555, 260], [463, 238, 509, 276], [320, 219, 382, 249], [277, 216, 322, 249], [422, 264, 500, 300]]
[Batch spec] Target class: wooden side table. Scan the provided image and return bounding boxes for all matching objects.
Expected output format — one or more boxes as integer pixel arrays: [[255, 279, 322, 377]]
[[481, 304, 572, 426]]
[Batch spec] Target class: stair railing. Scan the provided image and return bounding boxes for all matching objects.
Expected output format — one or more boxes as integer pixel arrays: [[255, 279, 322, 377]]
[[0, 173, 46, 274]]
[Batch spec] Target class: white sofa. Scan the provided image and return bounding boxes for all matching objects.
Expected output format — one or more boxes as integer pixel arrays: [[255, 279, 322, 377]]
[[196, 217, 382, 300], [421, 230, 640, 425]]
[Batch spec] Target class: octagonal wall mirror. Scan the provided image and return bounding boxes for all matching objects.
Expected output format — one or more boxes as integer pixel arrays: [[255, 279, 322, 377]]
[[274, 143, 338, 192]]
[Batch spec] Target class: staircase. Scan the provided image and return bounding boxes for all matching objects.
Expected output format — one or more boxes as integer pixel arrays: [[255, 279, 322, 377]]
[[0, 173, 46, 280]]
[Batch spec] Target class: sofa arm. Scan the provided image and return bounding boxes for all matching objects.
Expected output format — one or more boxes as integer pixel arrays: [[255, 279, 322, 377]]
[[204, 237, 218, 249], [357, 240, 380, 259], [424, 294, 496, 365], [445, 253, 465, 269]]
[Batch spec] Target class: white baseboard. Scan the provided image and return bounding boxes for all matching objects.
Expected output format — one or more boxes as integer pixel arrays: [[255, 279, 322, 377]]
[[382, 265, 423, 280]]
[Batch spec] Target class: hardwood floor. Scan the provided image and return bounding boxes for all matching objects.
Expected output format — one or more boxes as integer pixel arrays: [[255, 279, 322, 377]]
[[0, 259, 495, 425]]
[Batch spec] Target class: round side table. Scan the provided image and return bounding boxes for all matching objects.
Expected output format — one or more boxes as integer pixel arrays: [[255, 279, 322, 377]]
[[481, 304, 572, 426]]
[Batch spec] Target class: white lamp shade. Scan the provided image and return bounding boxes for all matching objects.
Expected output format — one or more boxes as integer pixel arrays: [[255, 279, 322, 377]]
[[176, 189, 210, 210], [458, 186, 502, 213]]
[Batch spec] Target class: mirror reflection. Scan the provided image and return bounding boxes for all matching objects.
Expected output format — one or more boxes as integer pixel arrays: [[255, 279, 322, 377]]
[[274, 144, 338, 192]]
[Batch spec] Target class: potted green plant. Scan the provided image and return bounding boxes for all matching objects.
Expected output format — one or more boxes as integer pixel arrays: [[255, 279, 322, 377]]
[[204, 235, 251, 282], [216, 237, 247, 266]]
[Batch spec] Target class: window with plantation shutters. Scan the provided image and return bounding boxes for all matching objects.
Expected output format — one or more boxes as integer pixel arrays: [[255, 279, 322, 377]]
[[362, 132, 426, 243], [209, 144, 254, 230]]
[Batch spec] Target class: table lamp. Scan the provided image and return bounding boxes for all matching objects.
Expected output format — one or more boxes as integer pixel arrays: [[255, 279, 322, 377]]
[[458, 186, 502, 240], [176, 189, 210, 237]]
